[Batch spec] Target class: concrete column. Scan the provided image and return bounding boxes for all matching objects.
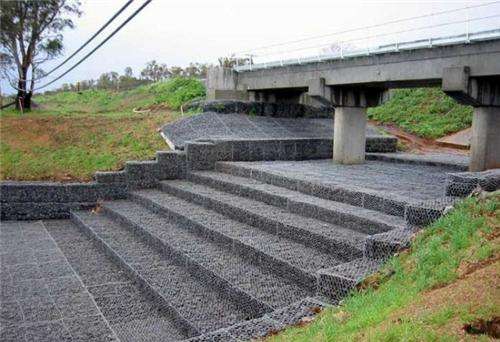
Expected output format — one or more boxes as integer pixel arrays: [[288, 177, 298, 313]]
[[470, 107, 500, 171], [333, 107, 367, 164]]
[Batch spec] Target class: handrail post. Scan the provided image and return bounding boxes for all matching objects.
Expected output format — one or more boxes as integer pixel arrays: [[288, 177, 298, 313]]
[[465, 4, 470, 43]]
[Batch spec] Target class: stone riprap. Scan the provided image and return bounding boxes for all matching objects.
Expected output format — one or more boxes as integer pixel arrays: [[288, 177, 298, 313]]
[[2, 151, 497, 341], [160, 111, 393, 150]]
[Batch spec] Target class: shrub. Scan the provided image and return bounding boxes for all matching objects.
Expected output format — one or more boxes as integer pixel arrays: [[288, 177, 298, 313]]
[[149, 77, 206, 109]]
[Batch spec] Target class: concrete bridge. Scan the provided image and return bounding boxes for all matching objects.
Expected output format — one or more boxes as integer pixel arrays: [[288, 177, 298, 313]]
[[207, 36, 500, 171]]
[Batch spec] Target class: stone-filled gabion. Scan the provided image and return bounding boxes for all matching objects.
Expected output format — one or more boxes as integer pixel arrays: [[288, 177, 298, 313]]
[[161, 111, 394, 151], [2, 106, 499, 341], [184, 99, 334, 118], [446, 168, 500, 196]]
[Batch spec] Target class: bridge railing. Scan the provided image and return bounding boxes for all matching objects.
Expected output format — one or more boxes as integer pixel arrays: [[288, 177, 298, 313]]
[[232, 2, 500, 72]]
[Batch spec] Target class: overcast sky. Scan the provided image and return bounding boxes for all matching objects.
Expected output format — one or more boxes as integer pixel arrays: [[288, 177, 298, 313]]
[[2, 0, 499, 94]]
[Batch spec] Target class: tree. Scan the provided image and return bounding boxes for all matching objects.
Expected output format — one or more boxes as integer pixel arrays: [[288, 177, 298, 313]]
[[168, 66, 183, 78], [109, 71, 119, 90], [97, 72, 112, 89], [183, 62, 210, 78], [0, 0, 81, 110], [218, 56, 251, 68], [124, 66, 133, 78], [140, 60, 170, 82]]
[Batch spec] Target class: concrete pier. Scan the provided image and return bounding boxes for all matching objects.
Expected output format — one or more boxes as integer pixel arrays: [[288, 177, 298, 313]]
[[333, 107, 367, 164], [470, 107, 500, 171]]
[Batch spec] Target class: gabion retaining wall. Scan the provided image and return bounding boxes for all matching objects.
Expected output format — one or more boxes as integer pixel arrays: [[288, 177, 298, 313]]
[[0, 181, 126, 220], [0, 137, 395, 221], [0, 151, 187, 220], [185, 137, 396, 171], [184, 99, 334, 118], [2, 136, 497, 223]]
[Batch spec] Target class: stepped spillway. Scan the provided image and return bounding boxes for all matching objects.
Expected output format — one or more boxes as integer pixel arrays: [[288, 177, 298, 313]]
[[1, 153, 476, 341]]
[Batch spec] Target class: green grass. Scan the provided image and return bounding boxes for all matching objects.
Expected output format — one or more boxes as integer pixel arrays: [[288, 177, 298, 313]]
[[0, 78, 206, 181], [1, 77, 206, 117], [0, 112, 170, 181], [270, 193, 499, 341], [149, 77, 206, 109], [368, 88, 473, 139]]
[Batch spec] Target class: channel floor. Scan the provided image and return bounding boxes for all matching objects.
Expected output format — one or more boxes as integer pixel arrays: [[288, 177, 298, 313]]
[[217, 157, 463, 202]]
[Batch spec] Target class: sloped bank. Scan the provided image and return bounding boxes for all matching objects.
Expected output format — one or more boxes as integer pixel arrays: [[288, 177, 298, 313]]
[[267, 192, 499, 341]]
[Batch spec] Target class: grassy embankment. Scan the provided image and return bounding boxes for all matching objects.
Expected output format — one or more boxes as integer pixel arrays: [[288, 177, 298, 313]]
[[0, 86, 475, 181], [270, 193, 499, 341], [0, 78, 205, 181], [368, 88, 473, 139]]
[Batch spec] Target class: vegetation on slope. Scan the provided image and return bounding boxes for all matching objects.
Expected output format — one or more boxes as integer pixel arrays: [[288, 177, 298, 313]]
[[31, 77, 206, 113], [149, 77, 206, 109], [368, 88, 473, 139], [0, 78, 205, 181], [270, 193, 499, 341]]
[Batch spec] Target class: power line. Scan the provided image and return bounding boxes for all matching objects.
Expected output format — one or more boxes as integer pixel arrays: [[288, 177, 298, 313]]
[[18, 0, 135, 83], [41, 0, 136, 79], [233, 0, 500, 55], [35, 0, 152, 91]]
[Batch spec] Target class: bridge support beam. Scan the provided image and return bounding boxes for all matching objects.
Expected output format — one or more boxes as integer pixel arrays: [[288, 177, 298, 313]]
[[333, 107, 367, 164], [470, 107, 500, 171]]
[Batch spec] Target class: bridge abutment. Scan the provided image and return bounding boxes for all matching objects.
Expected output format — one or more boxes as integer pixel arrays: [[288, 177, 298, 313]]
[[206, 66, 248, 100]]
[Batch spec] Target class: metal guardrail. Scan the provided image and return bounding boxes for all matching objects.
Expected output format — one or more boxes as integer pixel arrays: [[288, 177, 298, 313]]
[[234, 28, 500, 72]]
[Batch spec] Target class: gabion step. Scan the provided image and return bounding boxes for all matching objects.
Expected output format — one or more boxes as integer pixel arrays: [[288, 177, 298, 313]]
[[101, 199, 312, 309], [181, 297, 331, 341], [71, 210, 257, 335], [317, 258, 383, 304], [158, 180, 366, 260], [45, 219, 191, 341], [129, 189, 345, 289], [188, 170, 406, 235], [215, 161, 409, 217]]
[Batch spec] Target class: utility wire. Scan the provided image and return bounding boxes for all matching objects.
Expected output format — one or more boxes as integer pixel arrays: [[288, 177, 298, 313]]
[[41, 0, 135, 79], [35, 0, 152, 91], [255, 13, 500, 58], [17, 0, 135, 83], [233, 0, 500, 55]]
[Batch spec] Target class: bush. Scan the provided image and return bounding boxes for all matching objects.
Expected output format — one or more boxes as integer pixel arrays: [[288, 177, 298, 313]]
[[367, 88, 473, 139], [149, 77, 206, 109]]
